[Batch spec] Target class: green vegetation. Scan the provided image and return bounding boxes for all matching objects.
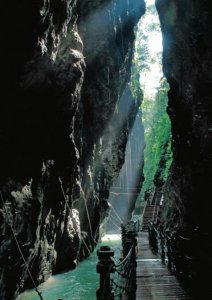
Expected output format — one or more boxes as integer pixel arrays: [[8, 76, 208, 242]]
[[131, 1, 173, 203], [140, 78, 173, 201], [130, 61, 143, 103]]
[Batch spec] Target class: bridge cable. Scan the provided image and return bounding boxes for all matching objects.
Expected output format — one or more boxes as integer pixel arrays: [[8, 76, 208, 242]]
[[110, 204, 123, 223], [0, 191, 44, 300], [108, 218, 121, 233], [108, 213, 121, 228], [80, 234, 91, 255], [59, 178, 98, 246], [109, 211, 122, 226]]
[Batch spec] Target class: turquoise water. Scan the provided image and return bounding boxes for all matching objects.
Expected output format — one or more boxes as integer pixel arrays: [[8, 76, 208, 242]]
[[17, 235, 121, 300]]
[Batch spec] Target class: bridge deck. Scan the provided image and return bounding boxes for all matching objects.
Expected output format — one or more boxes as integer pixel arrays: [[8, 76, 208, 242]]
[[136, 231, 191, 300]]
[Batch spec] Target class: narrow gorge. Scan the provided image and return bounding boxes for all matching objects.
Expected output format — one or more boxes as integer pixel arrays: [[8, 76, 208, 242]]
[[0, 0, 211, 299]]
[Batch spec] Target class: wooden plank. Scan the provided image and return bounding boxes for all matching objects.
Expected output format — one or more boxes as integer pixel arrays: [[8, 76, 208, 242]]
[[136, 232, 191, 300]]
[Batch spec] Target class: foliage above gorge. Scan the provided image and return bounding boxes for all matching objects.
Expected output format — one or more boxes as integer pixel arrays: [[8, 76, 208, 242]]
[[140, 78, 173, 201], [131, 1, 173, 203]]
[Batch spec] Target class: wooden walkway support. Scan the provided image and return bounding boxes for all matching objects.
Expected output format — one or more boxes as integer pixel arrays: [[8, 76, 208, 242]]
[[136, 231, 191, 300], [96, 246, 115, 300]]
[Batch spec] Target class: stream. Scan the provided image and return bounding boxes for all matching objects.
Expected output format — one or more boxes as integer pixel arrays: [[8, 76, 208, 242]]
[[17, 234, 121, 300]]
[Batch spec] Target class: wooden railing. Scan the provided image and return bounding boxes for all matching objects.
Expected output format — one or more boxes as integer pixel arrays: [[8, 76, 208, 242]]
[[148, 221, 212, 291]]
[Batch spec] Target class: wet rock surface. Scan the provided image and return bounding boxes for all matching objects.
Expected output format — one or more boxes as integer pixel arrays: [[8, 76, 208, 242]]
[[0, 0, 145, 299]]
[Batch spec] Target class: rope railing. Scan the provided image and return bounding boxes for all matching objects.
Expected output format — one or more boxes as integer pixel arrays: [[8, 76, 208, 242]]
[[110, 238, 136, 299], [96, 220, 138, 300], [113, 246, 133, 268]]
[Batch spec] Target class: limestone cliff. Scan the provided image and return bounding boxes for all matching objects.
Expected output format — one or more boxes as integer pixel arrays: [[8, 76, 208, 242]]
[[0, 0, 145, 299]]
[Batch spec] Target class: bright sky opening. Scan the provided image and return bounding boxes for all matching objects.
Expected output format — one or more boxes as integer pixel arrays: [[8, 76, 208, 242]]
[[136, 0, 163, 98]]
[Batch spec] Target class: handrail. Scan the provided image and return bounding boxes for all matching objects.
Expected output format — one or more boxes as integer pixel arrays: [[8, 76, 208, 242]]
[[114, 246, 134, 268], [178, 234, 193, 241], [147, 221, 206, 281], [148, 221, 158, 233]]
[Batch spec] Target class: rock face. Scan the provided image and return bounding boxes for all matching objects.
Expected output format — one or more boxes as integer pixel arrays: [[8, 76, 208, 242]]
[[0, 0, 145, 299], [156, 0, 212, 296]]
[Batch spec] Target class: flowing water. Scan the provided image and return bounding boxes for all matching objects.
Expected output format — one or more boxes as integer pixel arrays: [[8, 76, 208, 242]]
[[17, 234, 121, 300]]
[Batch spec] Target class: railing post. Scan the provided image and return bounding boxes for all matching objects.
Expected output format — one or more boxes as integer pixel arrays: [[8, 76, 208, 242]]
[[121, 223, 127, 258], [121, 224, 126, 243], [125, 230, 137, 298], [148, 221, 158, 253], [166, 230, 173, 271], [159, 225, 165, 263], [96, 246, 115, 300], [124, 230, 137, 257]]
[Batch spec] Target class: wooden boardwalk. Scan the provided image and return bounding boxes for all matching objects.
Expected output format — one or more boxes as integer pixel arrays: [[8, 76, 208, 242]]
[[136, 231, 191, 300]]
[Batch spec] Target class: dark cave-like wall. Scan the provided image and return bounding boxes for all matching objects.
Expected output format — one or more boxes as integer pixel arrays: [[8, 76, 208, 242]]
[[156, 0, 212, 233], [0, 0, 145, 299], [156, 0, 212, 295]]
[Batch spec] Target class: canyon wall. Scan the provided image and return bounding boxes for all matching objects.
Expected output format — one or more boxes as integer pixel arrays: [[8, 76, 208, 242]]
[[0, 1, 145, 299], [156, 0, 212, 296]]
